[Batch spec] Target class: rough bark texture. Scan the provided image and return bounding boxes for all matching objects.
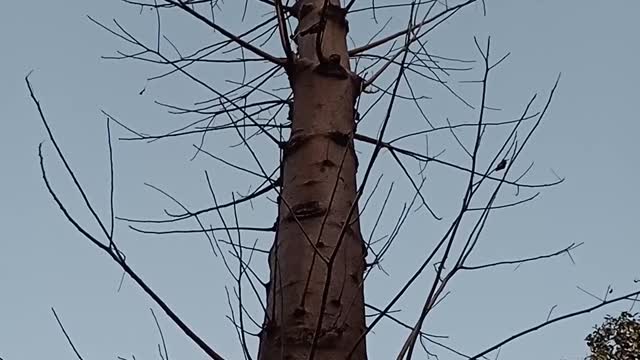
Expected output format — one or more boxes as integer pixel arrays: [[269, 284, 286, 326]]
[[258, 0, 367, 359]]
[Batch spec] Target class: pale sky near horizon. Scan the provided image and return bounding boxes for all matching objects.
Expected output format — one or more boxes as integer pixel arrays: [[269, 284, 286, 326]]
[[1, 1, 639, 359]]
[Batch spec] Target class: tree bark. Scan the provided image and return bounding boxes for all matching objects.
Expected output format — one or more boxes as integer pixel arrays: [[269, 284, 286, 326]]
[[258, 0, 367, 359]]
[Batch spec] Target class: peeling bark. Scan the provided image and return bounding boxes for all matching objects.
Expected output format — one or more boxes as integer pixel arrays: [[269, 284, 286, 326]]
[[258, 0, 367, 359]]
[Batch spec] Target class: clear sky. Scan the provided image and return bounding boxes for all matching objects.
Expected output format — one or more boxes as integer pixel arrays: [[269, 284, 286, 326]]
[[1, 1, 639, 359]]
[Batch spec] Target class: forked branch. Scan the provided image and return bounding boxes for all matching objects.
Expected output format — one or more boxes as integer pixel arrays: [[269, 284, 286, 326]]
[[27, 75, 227, 360]]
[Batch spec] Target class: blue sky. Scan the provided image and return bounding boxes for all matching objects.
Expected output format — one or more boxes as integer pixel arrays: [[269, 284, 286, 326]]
[[1, 1, 639, 359]]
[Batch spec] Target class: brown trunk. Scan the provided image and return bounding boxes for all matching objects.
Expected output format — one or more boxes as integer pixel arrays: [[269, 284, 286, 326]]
[[258, 0, 367, 359]]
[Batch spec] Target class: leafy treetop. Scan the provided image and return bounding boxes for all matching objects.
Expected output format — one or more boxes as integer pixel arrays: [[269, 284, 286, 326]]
[[586, 311, 640, 360]]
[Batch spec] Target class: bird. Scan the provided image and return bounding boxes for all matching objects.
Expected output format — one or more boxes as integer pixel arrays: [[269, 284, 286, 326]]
[[495, 159, 507, 172]]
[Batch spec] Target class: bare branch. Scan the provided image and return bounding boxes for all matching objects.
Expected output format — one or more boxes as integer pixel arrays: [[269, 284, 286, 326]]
[[471, 289, 640, 359], [29, 76, 227, 360], [51, 308, 85, 360], [349, 0, 477, 56], [164, 0, 286, 66]]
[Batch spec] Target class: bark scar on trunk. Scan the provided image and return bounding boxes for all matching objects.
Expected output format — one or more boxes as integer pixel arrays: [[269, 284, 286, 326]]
[[283, 131, 354, 160], [314, 54, 349, 79], [285, 200, 326, 222], [281, 131, 309, 159], [327, 129, 351, 147]]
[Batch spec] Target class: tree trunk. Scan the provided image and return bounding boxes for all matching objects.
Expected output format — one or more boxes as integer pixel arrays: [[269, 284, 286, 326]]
[[258, 0, 367, 359]]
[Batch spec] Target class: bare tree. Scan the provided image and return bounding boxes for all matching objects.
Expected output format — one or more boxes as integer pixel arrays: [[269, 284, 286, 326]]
[[27, 0, 640, 359]]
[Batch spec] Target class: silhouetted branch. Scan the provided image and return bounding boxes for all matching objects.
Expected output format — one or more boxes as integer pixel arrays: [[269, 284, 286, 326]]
[[164, 0, 285, 66], [28, 75, 227, 360], [150, 308, 170, 360], [460, 242, 583, 271], [349, 0, 477, 56], [51, 308, 85, 360], [470, 288, 640, 359]]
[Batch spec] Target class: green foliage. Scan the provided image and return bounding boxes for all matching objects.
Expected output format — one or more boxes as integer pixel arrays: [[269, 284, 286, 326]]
[[586, 311, 640, 360]]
